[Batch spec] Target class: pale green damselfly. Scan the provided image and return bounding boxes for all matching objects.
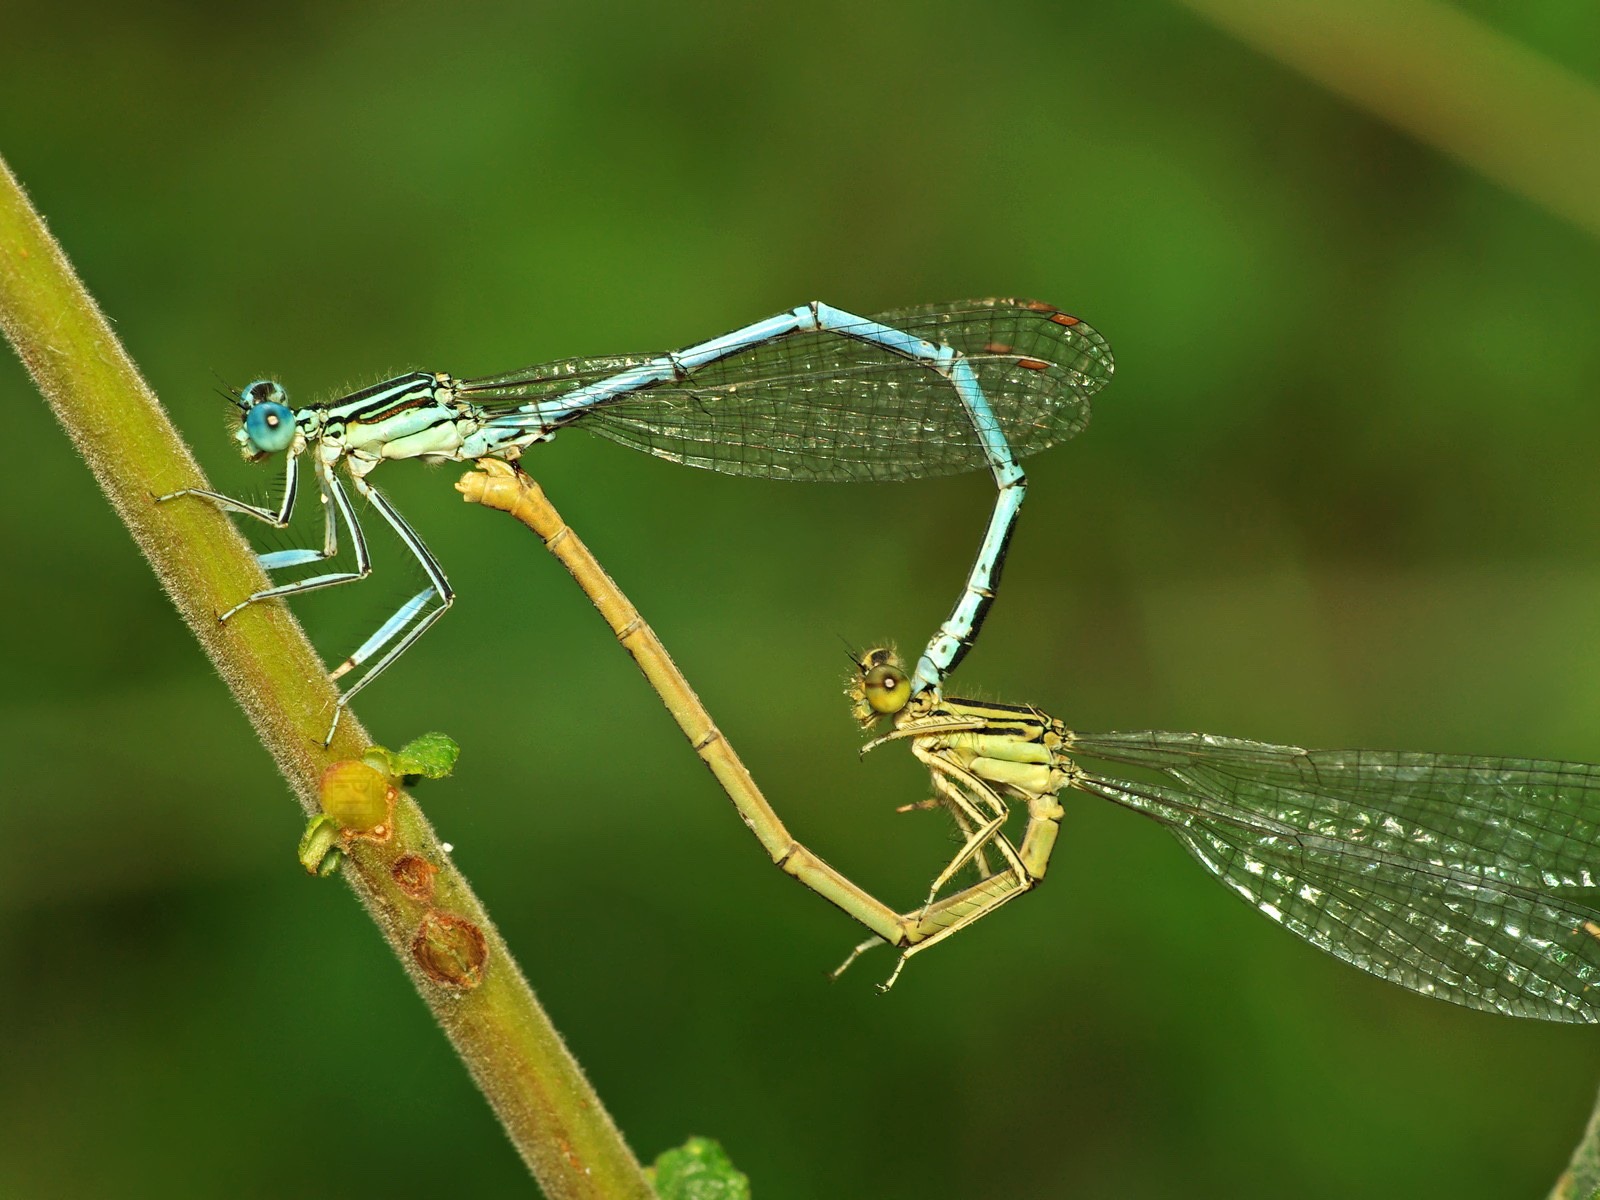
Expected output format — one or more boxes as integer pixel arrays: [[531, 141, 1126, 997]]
[[847, 648, 1600, 1018]]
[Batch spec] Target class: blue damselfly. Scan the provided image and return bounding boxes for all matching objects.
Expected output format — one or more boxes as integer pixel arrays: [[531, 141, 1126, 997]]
[[162, 300, 1113, 742]]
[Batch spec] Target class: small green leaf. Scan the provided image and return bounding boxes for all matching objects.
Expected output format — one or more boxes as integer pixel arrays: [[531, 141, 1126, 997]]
[[649, 1137, 750, 1200], [395, 732, 460, 779], [362, 732, 461, 782], [298, 814, 344, 877]]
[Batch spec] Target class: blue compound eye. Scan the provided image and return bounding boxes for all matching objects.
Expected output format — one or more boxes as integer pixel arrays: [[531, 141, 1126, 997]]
[[242, 381, 295, 454]]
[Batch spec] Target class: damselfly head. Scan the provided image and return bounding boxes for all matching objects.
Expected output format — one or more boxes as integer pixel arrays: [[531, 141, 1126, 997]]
[[233, 379, 296, 458], [848, 646, 912, 726]]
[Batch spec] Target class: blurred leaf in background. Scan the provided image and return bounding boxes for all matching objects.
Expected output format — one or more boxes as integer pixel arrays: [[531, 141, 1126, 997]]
[[4, 1, 1600, 1197]]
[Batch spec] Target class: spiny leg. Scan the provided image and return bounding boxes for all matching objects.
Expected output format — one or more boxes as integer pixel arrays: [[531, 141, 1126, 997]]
[[829, 936, 887, 981], [832, 780, 1017, 985], [834, 868, 1034, 992], [158, 447, 362, 596], [833, 758, 1028, 985], [899, 791, 999, 880], [911, 742, 1029, 910], [256, 463, 341, 571], [916, 771, 1016, 913], [160, 449, 441, 743], [157, 443, 302, 527], [965, 818, 997, 880], [879, 789, 1065, 990], [909, 742, 1007, 872], [877, 881, 1034, 991], [870, 713, 1002, 876], [213, 456, 373, 622], [861, 713, 992, 755], [317, 472, 455, 744]]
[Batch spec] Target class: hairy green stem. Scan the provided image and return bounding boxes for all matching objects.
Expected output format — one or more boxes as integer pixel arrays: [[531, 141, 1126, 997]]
[[0, 153, 653, 1200]]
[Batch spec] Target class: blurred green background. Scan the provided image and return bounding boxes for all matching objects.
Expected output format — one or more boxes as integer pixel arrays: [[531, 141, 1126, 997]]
[[6, 2, 1600, 1196]]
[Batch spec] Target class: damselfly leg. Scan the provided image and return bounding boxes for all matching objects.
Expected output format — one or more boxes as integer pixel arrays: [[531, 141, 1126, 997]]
[[160, 425, 451, 742]]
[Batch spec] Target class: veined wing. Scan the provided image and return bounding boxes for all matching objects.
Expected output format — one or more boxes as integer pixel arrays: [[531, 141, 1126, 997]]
[[1064, 730, 1600, 1022], [457, 299, 1113, 483]]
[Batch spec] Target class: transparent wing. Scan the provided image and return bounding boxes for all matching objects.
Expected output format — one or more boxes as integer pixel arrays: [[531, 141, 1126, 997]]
[[1064, 730, 1600, 1021], [457, 299, 1114, 483]]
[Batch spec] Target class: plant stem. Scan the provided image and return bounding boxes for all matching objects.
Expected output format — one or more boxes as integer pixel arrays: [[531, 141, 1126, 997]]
[[0, 153, 654, 1200]]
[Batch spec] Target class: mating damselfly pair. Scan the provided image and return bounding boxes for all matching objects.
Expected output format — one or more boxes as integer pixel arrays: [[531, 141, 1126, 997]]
[[171, 298, 1600, 1023]]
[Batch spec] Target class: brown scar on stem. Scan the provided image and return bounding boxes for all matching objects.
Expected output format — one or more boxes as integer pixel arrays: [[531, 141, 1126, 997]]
[[391, 853, 440, 903], [412, 912, 490, 989]]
